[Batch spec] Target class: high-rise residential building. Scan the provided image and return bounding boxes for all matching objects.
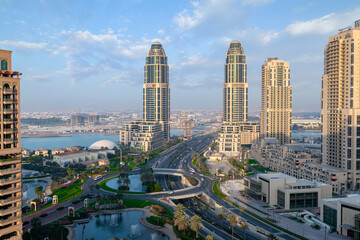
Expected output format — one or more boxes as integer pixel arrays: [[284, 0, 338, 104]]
[[321, 20, 360, 191], [260, 57, 292, 145], [143, 41, 170, 142], [120, 42, 167, 151], [218, 41, 259, 156], [0, 50, 22, 239]]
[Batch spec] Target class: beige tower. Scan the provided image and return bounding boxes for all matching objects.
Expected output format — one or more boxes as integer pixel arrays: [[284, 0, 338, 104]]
[[218, 41, 259, 157], [0, 50, 22, 239], [260, 57, 292, 145], [143, 42, 170, 142], [321, 20, 360, 191]]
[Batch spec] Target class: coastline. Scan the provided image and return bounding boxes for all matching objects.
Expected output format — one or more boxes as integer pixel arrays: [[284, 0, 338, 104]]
[[66, 207, 177, 240]]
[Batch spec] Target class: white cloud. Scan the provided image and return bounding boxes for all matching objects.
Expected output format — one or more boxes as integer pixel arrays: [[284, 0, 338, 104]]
[[173, 0, 234, 30], [242, 0, 273, 6], [292, 54, 322, 63], [52, 29, 170, 84], [286, 8, 360, 36], [236, 28, 279, 45], [0, 40, 47, 51]]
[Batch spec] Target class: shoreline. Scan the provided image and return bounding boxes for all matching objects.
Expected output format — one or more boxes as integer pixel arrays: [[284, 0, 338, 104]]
[[66, 207, 177, 240]]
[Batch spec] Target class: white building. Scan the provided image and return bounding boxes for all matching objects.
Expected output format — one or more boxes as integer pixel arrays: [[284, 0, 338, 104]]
[[53, 149, 115, 166], [321, 194, 360, 238], [244, 173, 332, 209]]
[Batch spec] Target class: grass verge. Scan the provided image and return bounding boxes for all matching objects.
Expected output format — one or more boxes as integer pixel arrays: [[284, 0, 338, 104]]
[[213, 181, 227, 198]]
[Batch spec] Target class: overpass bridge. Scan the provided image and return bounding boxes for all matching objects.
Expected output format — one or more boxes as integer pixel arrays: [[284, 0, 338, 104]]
[[152, 168, 187, 177]]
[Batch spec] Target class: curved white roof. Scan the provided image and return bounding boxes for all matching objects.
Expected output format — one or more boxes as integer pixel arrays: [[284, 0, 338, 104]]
[[89, 140, 118, 150]]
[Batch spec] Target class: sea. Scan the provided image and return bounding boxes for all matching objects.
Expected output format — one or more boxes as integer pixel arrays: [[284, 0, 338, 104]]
[[21, 130, 321, 151]]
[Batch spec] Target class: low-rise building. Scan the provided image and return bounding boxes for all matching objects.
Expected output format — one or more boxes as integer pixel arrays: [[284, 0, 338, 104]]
[[53, 149, 115, 166], [251, 138, 347, 193], [51, 148, 65, 155], [34, 148, 49, 157], [244, 173, 332, 209], [98, 159, 109, 166], [65, 146, 82, 152], [119, 120, 164, 152], [21, 148, 31, 157], [218, 121, 259, 157], [321, 194, 360, 238]]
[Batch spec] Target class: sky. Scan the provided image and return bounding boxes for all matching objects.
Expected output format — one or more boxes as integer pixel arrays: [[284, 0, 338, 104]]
[[1, 0, 359, 113]]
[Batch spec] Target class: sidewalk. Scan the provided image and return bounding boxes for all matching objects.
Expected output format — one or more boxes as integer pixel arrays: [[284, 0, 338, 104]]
[[220, 183, 349, 240]]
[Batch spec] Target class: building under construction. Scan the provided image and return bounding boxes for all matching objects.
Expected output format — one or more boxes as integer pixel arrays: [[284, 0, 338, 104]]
[[178, 112, 193, 139]]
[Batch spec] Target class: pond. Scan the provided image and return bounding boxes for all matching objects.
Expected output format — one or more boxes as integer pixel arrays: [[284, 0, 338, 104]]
[[71, 211, 169, 240], [106, 174, 146, 192], [22, 180, 47, 203]]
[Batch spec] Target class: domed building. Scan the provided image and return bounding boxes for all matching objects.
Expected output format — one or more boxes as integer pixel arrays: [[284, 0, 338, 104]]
[[89, 140, 118, 150]]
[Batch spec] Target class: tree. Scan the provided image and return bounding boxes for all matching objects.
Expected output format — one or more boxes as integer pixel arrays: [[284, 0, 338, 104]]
[[206, 235, 214, 240], [189, 215, 203, 238], [153, 183, 162, 192], [30, 217, 42, 240], [217, 169, 223, 175], [218, 211, 226, 225], [227, 214, 238, 240], [34, 186, 44, 201], [239, 221, 248, 240], [117, 178, 123, 188], [123, 177, 131, 188], [175, 203, 186, 213], [170, 181, 176, 190], [191, 152, 200, 161], [267, 233, 277, 240], [174, 215, 188, 235]]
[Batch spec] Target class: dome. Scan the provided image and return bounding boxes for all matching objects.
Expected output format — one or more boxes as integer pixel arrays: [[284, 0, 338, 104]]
[[227, 40, 244, 55], [89, 140, 118, 150]]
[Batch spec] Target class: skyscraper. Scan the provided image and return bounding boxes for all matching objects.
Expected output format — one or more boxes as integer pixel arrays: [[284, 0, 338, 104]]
[[321, 20, 360, 191], [218, 41, 259, 156], [260, 57, 292, 145], [0, 50, 22, 239], [223, 40, 248, 123], [143, 41, 170, 142]]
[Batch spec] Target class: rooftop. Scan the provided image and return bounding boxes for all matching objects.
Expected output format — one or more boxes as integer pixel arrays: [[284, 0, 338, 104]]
[[227, 40, 244, 55], [264, 138, 279, 144], [304, 162, 346, 173], [287, 144, 306, 152], [258, 172, 294, 180]]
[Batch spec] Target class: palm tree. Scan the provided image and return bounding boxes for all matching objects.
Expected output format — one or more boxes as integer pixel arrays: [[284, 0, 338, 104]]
[[170, 181, 176, 190], [34, 186, 44, 201], [206, 235, 214, 240], [227, 214, 238, 240], [123, 177, 131, 190], [239, 221, 248, 240], [267, 233, 277, 240], [174, 215, 188, 235], [117, 178, 123, 189], [189, 215, 203, 238], [218, 211, 226, 225], [174, 210, 185, 219], [175, 203, 186, 213]]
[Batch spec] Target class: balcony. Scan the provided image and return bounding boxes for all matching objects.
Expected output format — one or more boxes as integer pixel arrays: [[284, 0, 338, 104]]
[[3, 109, 17, 114], [0, 196, 21, 205], [0, 177, 21, 184], [0, 215, 21, 226], [3, 138, 14, 144], [0, 206, 20, 216], [0, 158, 21, 166], [2, 89, 13, 94], [0, 167, 21, 175], [2, 99, 15, 104], [0, 186, 21, 196]]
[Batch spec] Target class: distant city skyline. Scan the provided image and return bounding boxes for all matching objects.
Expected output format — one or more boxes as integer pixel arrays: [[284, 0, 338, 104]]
[[1, 0, 359, 112]]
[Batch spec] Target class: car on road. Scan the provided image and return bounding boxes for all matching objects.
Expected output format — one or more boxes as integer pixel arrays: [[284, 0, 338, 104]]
[[201, 178, 204, 182]]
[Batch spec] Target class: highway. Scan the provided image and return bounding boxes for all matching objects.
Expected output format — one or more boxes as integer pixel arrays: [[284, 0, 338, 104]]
[[151, 134, 300, 240]]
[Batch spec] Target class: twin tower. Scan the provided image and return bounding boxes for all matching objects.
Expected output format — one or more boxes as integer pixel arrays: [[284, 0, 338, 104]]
[[120, 40, 292, 154]]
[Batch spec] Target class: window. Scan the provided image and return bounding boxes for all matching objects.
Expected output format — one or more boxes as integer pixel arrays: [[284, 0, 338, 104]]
[[357, 161, 360, 170], [349, 116, 352, 124], [348, 138, 352, 147], [351, 88, 354, 98], [351, 43, 354, 52], [1, 60, 7, 70], [351, 54, 354, 64], [351, 77, 354, 87], [349, 127, 352, 136], [357, 138, 360, 148], [348, 149, 352, 158], [348, 160, 352, 169], [357, 127, 360, 136], [351, 66, 354, 75], [357, 150, 360, 159]]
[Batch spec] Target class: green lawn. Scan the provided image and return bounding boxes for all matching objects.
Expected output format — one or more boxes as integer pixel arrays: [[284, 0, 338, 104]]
[[212, 181, 227, 198], [51, 179, 86, 203], [252, 165, 275, 173], [245, 159, 258, 164], [192, 158, 196, 167]]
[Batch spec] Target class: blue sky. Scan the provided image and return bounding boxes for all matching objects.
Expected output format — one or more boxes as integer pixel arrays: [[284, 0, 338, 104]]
[[1, 0, 359, 113]]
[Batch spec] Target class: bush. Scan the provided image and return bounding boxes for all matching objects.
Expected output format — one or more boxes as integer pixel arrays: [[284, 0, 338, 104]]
[[23, 221, 30, 225], [57, 206, 64, 211], [40, 213, 48, 218], [147, 216, 165, 226]]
